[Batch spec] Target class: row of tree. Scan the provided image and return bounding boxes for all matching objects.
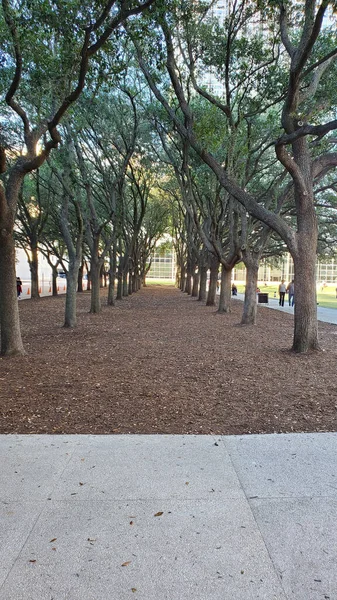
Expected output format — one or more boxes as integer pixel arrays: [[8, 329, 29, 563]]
[[1, 0, 337, 356]]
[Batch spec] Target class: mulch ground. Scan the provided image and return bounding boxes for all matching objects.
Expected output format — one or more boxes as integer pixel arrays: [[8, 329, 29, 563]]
[[1, 285, 337, 435]]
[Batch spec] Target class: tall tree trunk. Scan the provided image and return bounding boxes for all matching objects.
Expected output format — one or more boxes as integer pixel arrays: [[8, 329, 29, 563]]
[[123, 271, 128, 296], [191, 270, 199, 297], [100, 263, 105, 288], [241, 256, 259, 325], [291, 139, 319, 352], [77, 263, 84, 293], [52, 265, 58, 296], [108, 247, 116, 306], [180, 265, 186, 291], [185, 272, 192, 294], [86, 271, 91, 291], [292, 235, 319, 352], [206, 257, 219, 306], [116, 271, 123, 300], [218, 266, 231, 313], [29, 244, 40, 299], [90, 259, 102, 313], [198, 265, 207, 302], [0, 228, 25, 355], [64, 259, 80, 327], [128, 267, 133, 295]]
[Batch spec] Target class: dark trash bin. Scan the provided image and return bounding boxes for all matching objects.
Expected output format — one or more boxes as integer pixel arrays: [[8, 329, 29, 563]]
[[257, 292, 269, 304]]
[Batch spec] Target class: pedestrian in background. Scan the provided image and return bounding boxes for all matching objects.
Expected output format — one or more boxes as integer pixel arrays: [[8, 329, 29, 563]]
[[278, 280, 286, 306], [287, 279, 295, 306], [16, 276, 22, 298]]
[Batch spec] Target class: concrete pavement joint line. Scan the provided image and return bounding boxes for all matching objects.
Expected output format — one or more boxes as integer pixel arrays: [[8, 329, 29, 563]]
[[222, 437, 291, 600], [0, 440, 77, 594]]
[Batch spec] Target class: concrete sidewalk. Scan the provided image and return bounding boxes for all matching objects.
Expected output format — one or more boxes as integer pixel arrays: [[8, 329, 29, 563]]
[[1, 433, 336, 599], [234, 292, 337, 324]]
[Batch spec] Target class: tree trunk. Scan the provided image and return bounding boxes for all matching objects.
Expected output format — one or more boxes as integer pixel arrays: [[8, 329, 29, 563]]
[[128, 268, 133, 295], [108, 248, 116, 306], [123, 271, 128, 296], [291, 139, 319, 352], [180, 266, 186, 291], [292, 238, 319, 352], [241, 257, 259, 325], [0, 227, 25, 355], [64, 259, 80, 327], [52, 265, 58, 296], [99, 263, 104, 288], [77, 263, 84, 293], [206, 257, 219, 306], [191, 271, 199, 297], [218, 266, 231, 313], [90, 259, 102, 313], [198, 265, 207, 302], [116, 272, 123, 299], [185, 272, 192, 294], [29, 244, 40, 299]]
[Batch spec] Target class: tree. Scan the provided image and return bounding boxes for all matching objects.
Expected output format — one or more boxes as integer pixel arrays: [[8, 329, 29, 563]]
[[134, 0, 337, 352], [0, 0, 154, 356], [15, 170, 50, 299]]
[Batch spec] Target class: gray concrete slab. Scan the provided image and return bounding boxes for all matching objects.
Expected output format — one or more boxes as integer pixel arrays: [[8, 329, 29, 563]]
[[51, 435, 243, 501], [0, 498, 286, 600], [0, 435, 78, 502], [1, 433, 337, 599], [250, 497, 337, 600], [225, 432, 337, 498]]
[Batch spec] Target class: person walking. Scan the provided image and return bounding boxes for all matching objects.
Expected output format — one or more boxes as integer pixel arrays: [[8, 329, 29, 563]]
[[278, 280, 286, 306], [287, 279, 295, 306], [16, 276, 23, 299]]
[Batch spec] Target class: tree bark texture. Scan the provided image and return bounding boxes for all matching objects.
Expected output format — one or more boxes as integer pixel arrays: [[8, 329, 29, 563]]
[[241, 258, 259, 325], [198, 265, 207, 302], [123, 272, 128, 296], [180, 266, 186, 291], [52, 266, 58, 296], [184, 272, 192, 294], [0, 176, 25, 355], [206, 257, 219, 306], [108, 248, 116, 306], [64, 259, 80, 327], [292, 235, 319, 352], [77, 263, 84, 293], [29, 244, 40, 299], [191, 271, 199, 297], [0, 216, 25, 355], [218, 267, 232, 313], [290, 138, 320, 352], [128, 268, 133, 295], [90, 259, 102, 313]]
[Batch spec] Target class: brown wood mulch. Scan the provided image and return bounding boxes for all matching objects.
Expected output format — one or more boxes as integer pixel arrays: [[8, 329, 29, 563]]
[[1, 285, 337, 435]]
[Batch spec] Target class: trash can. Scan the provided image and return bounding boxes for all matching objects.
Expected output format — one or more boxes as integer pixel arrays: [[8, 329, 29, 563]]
[[257, 292, 269, 304]]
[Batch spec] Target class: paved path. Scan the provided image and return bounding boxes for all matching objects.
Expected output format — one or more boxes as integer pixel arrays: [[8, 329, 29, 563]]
[[234, 293, 337, 325], [1, 433, 336, 599]]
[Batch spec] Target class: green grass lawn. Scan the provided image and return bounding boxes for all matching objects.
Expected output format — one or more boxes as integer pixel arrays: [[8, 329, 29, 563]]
[[146, 278, 175, 286], [235, 283, 337, 309], [316, 286, 337, 309]]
